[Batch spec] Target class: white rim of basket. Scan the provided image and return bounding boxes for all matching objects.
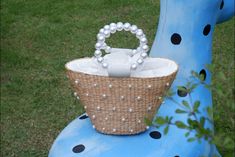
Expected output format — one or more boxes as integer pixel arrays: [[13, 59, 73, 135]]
[[94, 22, 149, 71]]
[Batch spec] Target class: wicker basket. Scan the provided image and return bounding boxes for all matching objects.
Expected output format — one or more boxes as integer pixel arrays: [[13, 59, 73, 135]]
[[65, 22, 178, 135]]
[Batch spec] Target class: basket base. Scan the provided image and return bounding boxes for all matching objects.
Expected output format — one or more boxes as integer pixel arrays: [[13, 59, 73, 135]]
[[49, 113, 220, 157]]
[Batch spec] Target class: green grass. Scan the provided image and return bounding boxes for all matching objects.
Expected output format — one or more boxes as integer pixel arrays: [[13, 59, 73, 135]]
[[0, 0, 234, 156]]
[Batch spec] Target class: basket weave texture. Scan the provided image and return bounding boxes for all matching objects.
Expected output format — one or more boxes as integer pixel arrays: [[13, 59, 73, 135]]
[[66, 65, 177, 135]]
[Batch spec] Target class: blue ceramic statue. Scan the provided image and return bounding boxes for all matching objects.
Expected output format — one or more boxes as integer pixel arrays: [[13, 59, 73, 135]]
[[49, 0, 234, 156]]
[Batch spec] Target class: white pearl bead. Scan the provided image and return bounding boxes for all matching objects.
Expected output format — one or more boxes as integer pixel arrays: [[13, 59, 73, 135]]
[[131, 49, 137, 56], [102, 94, 107, 98], [84, 106, 87, 109], [97, 33, 103, 38], [110, 23, 116, 27], [136, 29, 143, 38], [95, 42, 102, 49], [92, 125, 96, 129], [94, 50, 102, 57], [147, 85, 152, 89], [137, 47, 142, 52], [98, 35, 105, 42], [74, 92, 77, 96], [131, 63, 137, 70], [101, 43, 107, 49], [112, 107, 116, 111], [105, 46, 111, 53], [148, 106, 152, 111], [130, 25, 138, 33], [129, 108, 133, 112], [146, 126, 150, 129], [137, 96, 141, 100], [104, 30, 110, 37], [76, 96, 80, 100], [99, 28, 105, 34], [166, 82, 170, 86], [102, 127, 105, 131], [141, 52, 148, 58], [128, 84, 132, 88], [122, 117, 125, 121], [140, 37, 147, 44], [102, 62, 108, 68], [130, 129, 133, 133], [142, 45, 149, 51], [97, 106, 101, 110], [109, 84, 112, 88], [85, 93, 89, 96], [113, 128, 116, 132], [138, 119, 141, 123], [105, 117, 108, 120], [97, 57, 103, 63], [158, 96, 162, 100], [110, 26, 117, 33], [120, 96, 125, 100], [116, 22, 123, 31], [75, 79, 79, 84], [123, 22, 131, 31], [137, 58, 143, 64], [93, 83, 98, 87], [104, 25, 110, 30], [92, 115, 96, 119]]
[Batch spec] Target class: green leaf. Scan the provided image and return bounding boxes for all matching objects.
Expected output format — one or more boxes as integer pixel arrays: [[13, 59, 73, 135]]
[[187, 137, 196, 142], [185, 132, 190, 137], [206, 107, 213, 119], [164, 125, 169, 135], [193, 101, 200, 112], [182, 100, 190, 109], [154, 117, 166, 125], [200, 117, 205, 127], [175, 121, 188, 129], [175, 109, 188, 114], [144, 118, 152, 126]]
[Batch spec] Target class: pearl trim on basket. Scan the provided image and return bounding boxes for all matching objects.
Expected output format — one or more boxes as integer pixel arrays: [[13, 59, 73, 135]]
[[94, 22, 149, 71]]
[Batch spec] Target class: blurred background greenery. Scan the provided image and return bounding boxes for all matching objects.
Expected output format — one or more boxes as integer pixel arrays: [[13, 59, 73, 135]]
[[1, 0, 234, 156]]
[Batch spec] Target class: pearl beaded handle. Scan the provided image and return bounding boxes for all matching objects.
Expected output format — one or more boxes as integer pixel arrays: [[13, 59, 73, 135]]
[[94, 22, 149, 70]]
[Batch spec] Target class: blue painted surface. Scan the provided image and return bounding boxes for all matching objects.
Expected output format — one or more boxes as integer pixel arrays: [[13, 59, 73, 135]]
[[49, 0, 234, 156]]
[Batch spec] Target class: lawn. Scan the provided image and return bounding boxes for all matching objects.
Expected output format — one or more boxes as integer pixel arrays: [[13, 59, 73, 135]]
[[1, 0, 234, 156]]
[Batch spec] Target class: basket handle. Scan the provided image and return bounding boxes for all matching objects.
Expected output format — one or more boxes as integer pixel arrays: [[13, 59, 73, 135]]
[[93, 22, 149, 71]]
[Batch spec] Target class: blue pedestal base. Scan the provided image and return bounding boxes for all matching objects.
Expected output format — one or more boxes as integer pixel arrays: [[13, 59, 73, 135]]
[[49, 113, 220, 157]]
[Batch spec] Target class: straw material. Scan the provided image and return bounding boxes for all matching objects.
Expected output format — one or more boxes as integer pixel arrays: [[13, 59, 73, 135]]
[[66, 64, 177, 135]]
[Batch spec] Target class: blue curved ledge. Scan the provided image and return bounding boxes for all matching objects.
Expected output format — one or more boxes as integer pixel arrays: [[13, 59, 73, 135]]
[[49, 113, 220, 157]]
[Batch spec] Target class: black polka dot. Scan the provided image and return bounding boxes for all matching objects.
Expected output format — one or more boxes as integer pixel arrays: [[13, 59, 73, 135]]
[[72, 144, 85, 153], [220, 0, 224, 9], [199, 69, 207, 81], [203, 25, 211, 36], [79, 115, 88, 120], [149, 131, 161, 139], [175, 156, 180, 157], [177, 86, 188, 97], [171, 33, 182, 45]]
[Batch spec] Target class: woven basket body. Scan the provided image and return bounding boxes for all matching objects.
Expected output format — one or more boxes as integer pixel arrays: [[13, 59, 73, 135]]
[[66, 62, 177, 135]]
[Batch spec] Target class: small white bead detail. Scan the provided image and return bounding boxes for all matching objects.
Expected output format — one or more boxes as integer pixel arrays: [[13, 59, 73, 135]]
[[138, 119, 141, 123], [105, 117, 108, 121], [92, 115, 96, 119], [158, 96, 162, 100], [93, 83, 98, 87], [74, 92, 77, 96], [108, 84, 112, 88], [84, 106, 87, 109], [75, 79, 79, 84], [147, 106, 152, 111], [137, 96, 141, 100], [92, 125, 96, 129], [102, 94, 107, 98], [166, 82, 170, 86], [120, 96, 125, 100], [113, 128, 116, 132], [147, 85, 152, 89], [97, 106, 101, 110], [129, 108, 133, 113], [130, 129, 134, 133], [76, 96, 80, 100], [112, 107, 116, 111], [85, 93, 89, 96], [128, 84, 132, 89], [102, 127, 106, 131], [146, 126, 150, 129], [121, 117, 125, 122]]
